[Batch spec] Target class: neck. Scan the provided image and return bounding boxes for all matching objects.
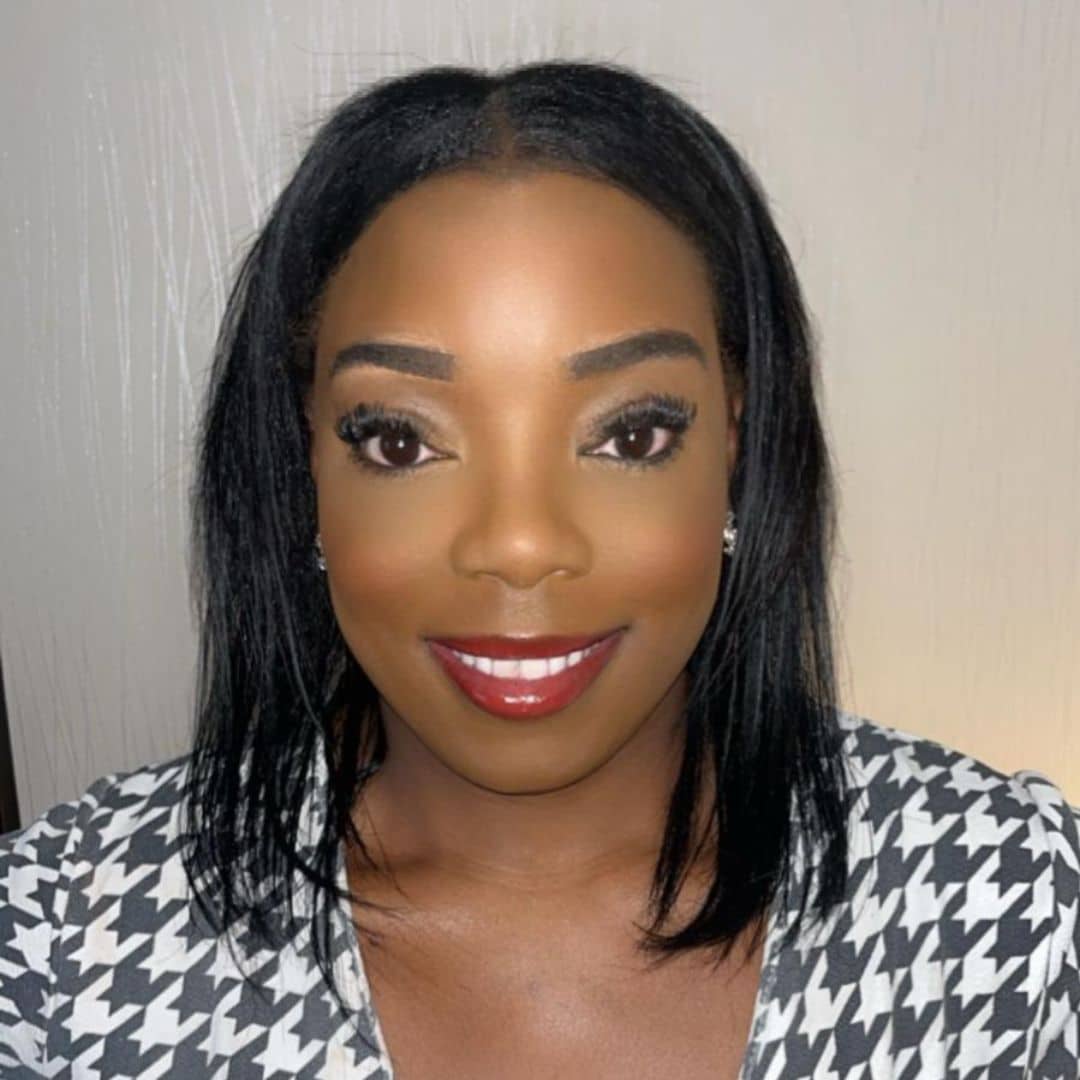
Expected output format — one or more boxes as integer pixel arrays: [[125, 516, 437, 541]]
[[349, 677, 706, 894]]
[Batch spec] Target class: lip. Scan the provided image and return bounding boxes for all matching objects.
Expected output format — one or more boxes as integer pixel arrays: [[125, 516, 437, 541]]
[[426, 627, 627, 719]]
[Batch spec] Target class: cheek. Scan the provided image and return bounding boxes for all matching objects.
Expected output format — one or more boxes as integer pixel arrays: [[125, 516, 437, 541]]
[[583, 486, 725, 716], [330, 538, 427, 612], [603, 497, 725, 622], [318, 445, 727, 648], [318, 474, 456, 634]]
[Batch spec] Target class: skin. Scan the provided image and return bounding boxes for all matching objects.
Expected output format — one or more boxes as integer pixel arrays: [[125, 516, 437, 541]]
[[305, 169, 756, 1078]]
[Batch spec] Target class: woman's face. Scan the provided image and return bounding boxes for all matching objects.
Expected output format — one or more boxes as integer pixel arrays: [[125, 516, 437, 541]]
[[306, 169, 741, 795]]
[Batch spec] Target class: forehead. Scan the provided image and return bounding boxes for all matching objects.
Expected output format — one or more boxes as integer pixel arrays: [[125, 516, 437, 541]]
[[314, 170, 718, 362]]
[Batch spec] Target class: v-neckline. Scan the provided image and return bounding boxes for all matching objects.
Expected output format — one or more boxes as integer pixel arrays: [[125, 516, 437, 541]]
[[334, 841, 794, 1080]]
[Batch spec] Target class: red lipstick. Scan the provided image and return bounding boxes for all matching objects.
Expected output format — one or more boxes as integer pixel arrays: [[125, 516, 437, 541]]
[[426, 627, 627, 719]]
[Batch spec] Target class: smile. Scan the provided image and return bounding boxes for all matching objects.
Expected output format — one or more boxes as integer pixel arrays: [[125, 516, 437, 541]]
[[425, 629, 627, 719]]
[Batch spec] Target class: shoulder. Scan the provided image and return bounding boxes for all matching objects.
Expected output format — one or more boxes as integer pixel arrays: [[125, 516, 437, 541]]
[[0, 757, 190, 1072], [836, 712, 1078, 1069], [1, 755, 191, 882], [755, 712, 1078, 1075], [836, 710, 1080, 862]]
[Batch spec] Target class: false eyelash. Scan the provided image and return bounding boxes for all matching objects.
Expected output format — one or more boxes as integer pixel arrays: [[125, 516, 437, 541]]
[[335, 401, 421, 447], [334, 401, 437, 477], [587, 392, 697, 469], [334, 392, 698, 476]]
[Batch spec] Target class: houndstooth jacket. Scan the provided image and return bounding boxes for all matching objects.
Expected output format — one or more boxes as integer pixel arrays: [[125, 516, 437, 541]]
[[2, 712, 1078, 1078]]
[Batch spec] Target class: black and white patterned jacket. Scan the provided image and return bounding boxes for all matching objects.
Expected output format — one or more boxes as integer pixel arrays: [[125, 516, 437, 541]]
[[2, 712, 1078, 1078]]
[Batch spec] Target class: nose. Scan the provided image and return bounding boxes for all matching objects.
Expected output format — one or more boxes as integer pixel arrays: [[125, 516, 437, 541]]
[[449, 459, 592, 590]]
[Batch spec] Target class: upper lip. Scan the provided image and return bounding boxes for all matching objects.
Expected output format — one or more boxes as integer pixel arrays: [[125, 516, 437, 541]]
[[427, 628, 625, 659]]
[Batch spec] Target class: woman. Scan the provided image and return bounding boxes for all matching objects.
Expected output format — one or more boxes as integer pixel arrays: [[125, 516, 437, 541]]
[[1, 59, 1077, 1079]]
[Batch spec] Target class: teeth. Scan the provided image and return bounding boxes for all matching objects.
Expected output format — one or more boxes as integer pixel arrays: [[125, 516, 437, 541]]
[[448, 640, 604, 680], [493, 658, 522, 679], [520, 658, 548, 679]]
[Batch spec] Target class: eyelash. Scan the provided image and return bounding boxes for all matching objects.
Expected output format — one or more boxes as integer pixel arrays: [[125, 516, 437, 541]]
[[333, 393, 698, 479]]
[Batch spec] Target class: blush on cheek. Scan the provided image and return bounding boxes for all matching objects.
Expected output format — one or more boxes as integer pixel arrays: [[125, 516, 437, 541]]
[[612, 513, 725, 624], [325, 538, 435, 652], [333, 541, 430, 601], [600, 514, 724, 705]]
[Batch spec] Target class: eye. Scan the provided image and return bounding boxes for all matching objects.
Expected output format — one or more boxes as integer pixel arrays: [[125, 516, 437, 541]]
[[584, 393, 697, 470], [335, 402, 443, 476], [334, 393, 698, 478]]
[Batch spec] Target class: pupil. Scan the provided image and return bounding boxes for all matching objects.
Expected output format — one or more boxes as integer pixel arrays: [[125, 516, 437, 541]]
[[617, 427, 653, 460], [382, 433, 419, 467]]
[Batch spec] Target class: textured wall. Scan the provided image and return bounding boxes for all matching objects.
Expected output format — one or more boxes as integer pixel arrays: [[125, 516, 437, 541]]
[[2, 0, 1078, 821]]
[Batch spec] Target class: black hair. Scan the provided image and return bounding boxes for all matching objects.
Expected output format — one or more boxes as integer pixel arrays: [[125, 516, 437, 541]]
[[182, 57, 852, 1024]]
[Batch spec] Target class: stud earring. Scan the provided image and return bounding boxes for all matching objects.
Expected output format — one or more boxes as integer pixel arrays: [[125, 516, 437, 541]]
[[314, 533, 327, 572], [723, 510, 737, 556]]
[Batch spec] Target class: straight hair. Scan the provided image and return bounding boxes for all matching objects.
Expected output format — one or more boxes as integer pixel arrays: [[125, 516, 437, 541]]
[[182, 58, 852, 1021]]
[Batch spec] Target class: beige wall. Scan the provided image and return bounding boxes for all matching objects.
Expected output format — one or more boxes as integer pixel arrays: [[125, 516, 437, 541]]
[[2, 0, 1077, 821]]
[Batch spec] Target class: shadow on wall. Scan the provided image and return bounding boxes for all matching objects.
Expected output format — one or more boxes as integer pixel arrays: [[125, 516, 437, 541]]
[[0, 654, 19, 833]]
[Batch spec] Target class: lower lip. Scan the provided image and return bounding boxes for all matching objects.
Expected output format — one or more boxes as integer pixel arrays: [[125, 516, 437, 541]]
[[426, 631, 627, 719]]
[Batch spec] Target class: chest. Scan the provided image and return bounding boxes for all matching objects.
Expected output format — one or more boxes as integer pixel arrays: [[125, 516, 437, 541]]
[[358, 914, 766, 1080]]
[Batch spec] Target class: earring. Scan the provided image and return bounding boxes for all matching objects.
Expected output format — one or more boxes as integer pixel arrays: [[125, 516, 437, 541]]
[[723, 510, 737, 556], [314, 533, 327, 572]]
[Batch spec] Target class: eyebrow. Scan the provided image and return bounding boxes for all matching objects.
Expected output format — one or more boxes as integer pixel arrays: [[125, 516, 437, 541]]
[[328, 328, 707, 381]]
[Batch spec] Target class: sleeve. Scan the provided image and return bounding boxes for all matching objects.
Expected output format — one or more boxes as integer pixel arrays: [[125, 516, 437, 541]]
[[0, 797, 81, 1075], [1013, 771, 1080, 1079]]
